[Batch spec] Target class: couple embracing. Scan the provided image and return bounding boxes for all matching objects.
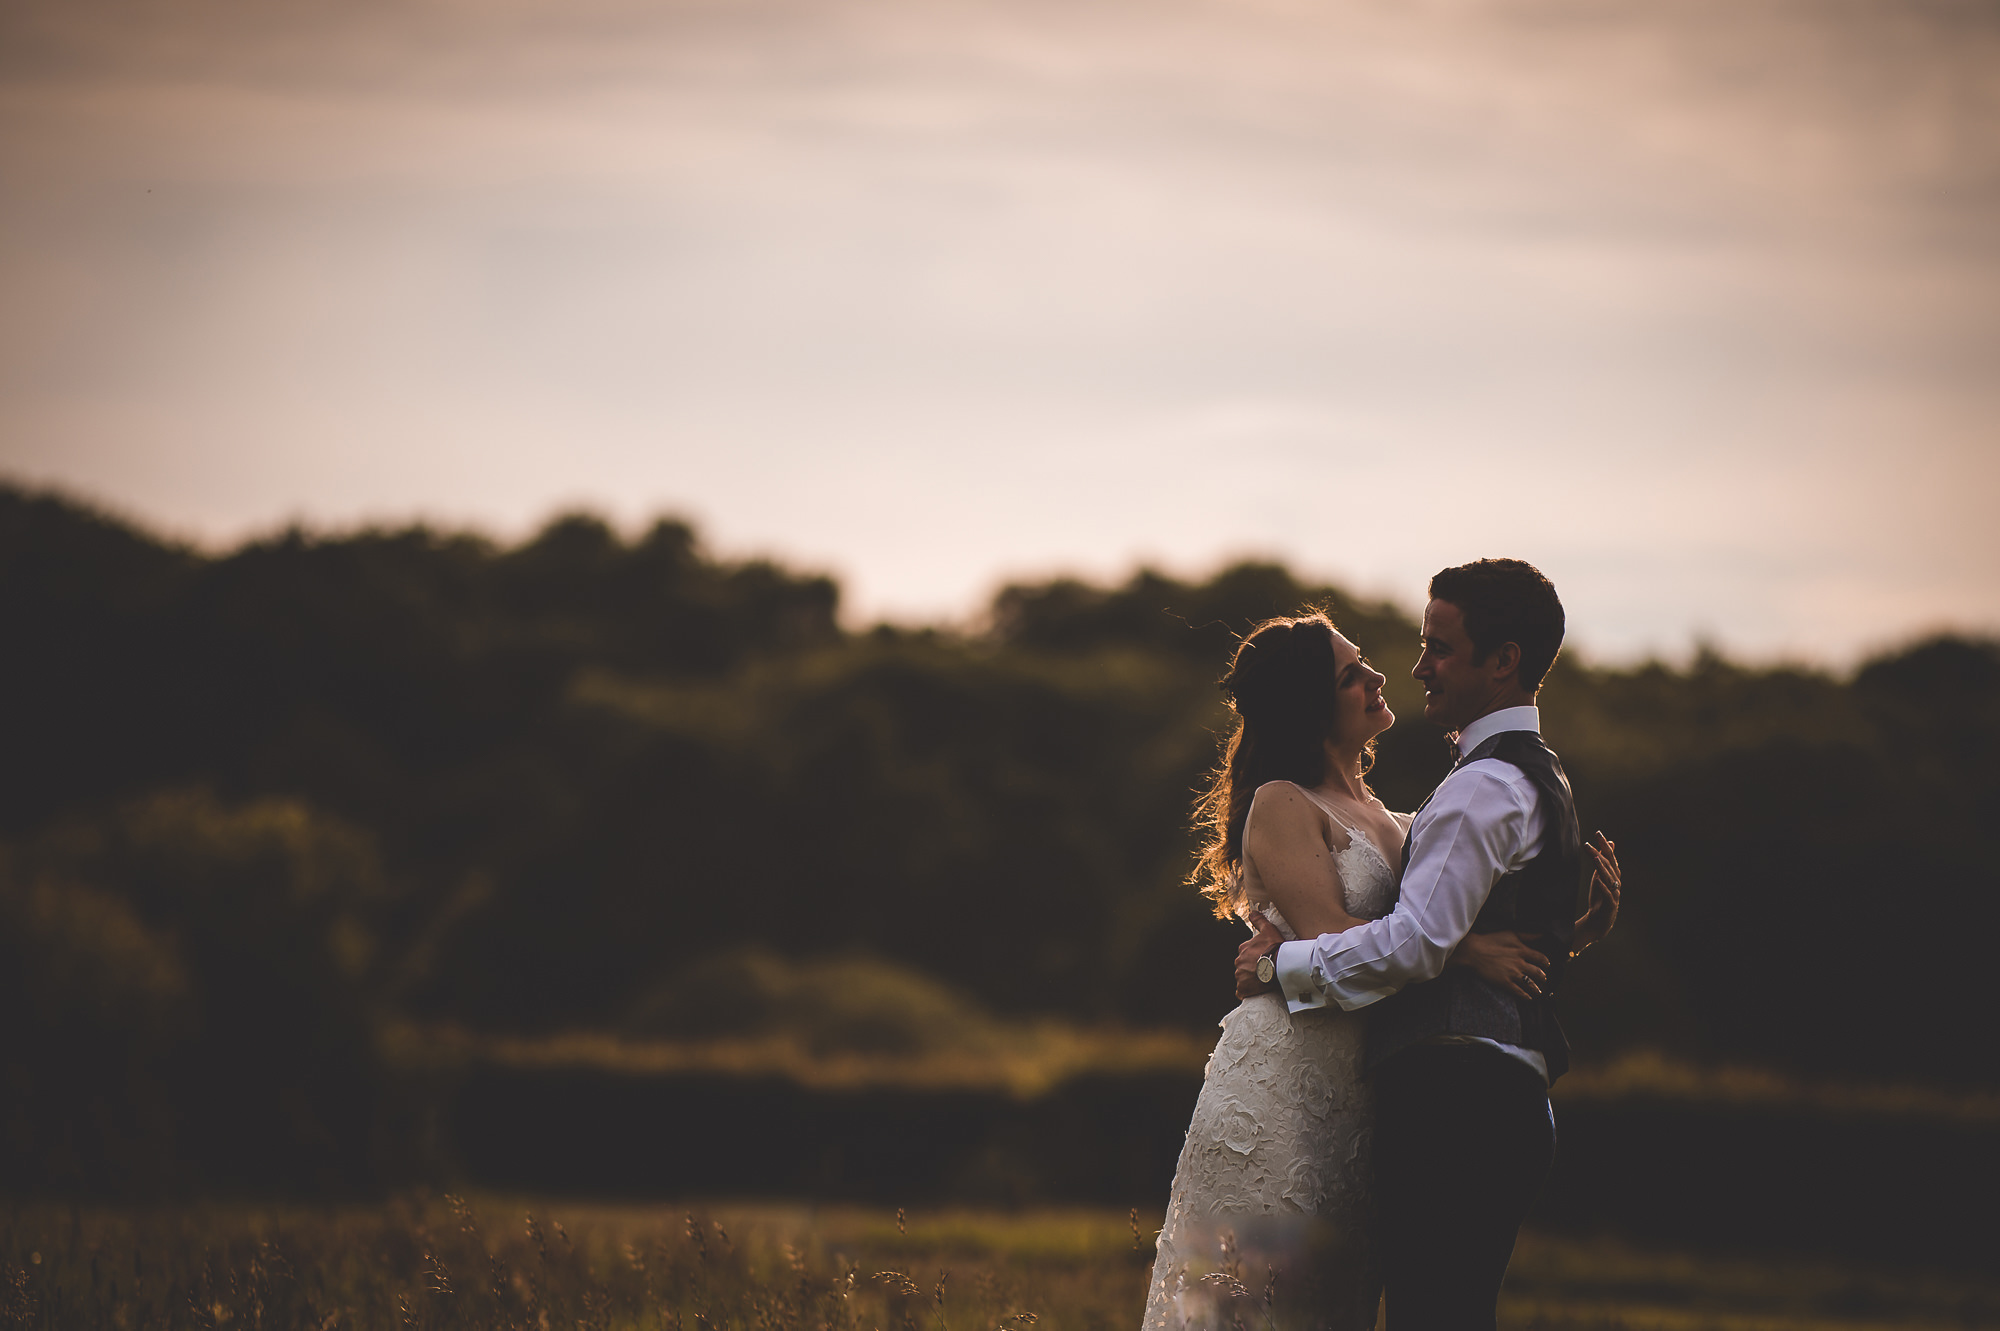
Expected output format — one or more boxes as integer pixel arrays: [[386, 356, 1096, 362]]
[[1142, 558, 1623, 1331]]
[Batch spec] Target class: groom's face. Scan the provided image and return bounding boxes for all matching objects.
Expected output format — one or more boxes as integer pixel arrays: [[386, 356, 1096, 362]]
[[1414, 598, 1484, 731]]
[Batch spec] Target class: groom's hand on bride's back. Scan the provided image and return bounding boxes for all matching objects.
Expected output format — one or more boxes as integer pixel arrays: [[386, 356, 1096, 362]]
[[1234, 914, 1286, 999]]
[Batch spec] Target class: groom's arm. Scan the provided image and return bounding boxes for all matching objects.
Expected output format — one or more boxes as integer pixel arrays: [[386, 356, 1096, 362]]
[[1273, 766, 1539, 1014]]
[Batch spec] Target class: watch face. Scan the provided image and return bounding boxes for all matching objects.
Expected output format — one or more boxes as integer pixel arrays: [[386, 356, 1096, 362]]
[[1256, 954, 1276, 984]]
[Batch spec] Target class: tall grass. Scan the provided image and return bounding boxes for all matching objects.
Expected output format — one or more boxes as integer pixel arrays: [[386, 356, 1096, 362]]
[[0, 1197, 1148, 1331], [1, 1200, 1995, 1330]]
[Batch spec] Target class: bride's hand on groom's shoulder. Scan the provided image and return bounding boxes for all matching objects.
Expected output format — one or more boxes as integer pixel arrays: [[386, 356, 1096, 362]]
[[1452, 931, 1549, 1000], [1234, 914, 1285, 999]]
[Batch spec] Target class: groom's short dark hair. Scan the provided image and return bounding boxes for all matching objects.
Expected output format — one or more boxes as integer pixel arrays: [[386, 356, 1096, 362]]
[[1429, 558, 1565, 693]]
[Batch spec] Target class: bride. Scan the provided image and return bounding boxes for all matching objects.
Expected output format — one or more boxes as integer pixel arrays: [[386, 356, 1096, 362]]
[[1141, 613, 1612, 1331]]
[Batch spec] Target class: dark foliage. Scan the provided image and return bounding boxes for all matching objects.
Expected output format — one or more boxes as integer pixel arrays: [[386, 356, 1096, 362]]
[[2, 480, 1996, 1195]]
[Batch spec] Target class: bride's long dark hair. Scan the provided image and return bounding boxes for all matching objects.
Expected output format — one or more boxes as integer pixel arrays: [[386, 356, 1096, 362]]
[[1192, 611, 1374, 917]]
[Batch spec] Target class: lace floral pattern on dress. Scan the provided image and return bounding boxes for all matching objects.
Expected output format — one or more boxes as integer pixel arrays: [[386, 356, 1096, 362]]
[[1141, 791, 1396, 1331]]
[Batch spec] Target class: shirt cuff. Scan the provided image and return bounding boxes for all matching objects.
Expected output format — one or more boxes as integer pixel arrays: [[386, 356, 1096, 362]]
[[1275, 940, 1328, 1013]]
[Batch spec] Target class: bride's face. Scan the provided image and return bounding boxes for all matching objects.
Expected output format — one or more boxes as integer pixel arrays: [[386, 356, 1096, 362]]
[[1331, 633, 1394, 745]]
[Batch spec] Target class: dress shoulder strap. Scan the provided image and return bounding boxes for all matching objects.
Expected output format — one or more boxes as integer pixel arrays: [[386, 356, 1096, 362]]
[[1265, 779, 1364, 848]]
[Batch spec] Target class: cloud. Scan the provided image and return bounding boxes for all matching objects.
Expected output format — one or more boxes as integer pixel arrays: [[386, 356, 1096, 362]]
[[2, 0, 1995, 662]]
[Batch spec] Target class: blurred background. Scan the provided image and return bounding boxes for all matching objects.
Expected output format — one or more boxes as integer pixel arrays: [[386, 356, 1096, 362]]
[[3, 0, 1999, 1319]]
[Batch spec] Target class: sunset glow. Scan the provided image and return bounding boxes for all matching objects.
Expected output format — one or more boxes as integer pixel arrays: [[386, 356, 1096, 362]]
[[4, 0, 1995, 661]]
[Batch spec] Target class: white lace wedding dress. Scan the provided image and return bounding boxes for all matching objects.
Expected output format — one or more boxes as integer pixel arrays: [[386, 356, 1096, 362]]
[[1142, 786, 1398, 1331]]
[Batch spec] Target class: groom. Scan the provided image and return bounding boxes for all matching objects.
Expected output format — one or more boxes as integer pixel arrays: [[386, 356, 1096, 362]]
[[1237, 557, 1589, 1331]]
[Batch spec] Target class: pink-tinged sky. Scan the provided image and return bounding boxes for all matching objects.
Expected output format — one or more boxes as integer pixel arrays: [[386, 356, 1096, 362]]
[[3, 0, 1996, 664]]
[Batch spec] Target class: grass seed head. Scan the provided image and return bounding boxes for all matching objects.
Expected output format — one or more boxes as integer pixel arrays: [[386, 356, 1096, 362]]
[[872, 1271, 921, 1299], [685, 1215, 708, 1260]]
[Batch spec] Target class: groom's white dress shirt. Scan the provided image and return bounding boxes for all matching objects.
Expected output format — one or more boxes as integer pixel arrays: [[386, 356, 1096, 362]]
[[1273, 705, 1552, 1081]]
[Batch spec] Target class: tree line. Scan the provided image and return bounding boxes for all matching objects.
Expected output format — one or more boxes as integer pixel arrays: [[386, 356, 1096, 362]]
[[3, 482, 1995, 1193]]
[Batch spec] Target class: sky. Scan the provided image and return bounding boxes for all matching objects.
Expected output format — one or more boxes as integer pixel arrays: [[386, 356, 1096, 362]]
[[3, 0, 1996, 665]]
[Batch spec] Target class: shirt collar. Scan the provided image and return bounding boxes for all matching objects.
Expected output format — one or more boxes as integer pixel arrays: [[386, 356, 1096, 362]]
[[1456, 704, 1541, 758]]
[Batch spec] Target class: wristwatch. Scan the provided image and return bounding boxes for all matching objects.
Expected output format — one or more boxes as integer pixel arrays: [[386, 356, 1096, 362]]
[[1255, 950, 1277, 986]]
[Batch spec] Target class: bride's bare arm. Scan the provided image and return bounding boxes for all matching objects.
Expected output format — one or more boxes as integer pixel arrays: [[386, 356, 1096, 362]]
[[1240, 784, 1365, 938], [1231, 785, 1367, 999]]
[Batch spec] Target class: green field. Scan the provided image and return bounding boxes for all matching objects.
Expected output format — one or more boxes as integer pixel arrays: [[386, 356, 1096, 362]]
[[3, 1199, 1995, 1331]]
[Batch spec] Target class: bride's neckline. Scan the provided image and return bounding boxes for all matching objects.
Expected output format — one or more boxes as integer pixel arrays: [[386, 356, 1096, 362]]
[[1289, 783, 1401, 871]]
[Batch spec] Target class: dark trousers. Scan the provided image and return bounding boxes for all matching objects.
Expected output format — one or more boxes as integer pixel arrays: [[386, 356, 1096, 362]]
[[1373, 1042, 1556, 1331]]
